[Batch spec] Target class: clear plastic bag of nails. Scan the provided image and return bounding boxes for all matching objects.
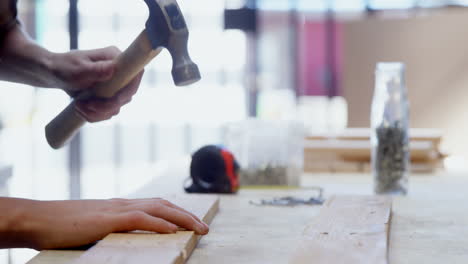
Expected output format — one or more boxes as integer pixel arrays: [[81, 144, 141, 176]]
[[223, 119, 304, 187]]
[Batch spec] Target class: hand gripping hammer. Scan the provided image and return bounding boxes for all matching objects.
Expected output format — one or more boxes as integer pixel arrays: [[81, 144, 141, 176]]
[[45, 0, 200, 149]]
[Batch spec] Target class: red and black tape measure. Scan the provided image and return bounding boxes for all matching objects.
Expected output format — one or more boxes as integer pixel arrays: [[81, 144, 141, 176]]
[[184, 145, 240, 194]]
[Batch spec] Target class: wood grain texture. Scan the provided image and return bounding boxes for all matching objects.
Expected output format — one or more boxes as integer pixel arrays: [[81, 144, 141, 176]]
[[27, 196, 219, 264], [290, 195, 392, 264]]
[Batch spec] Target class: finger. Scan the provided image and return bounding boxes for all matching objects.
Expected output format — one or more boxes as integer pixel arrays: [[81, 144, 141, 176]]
[[137, 199, 205, 226], [73, 68, 143, 121], [75, 101, 118, 123], [76, 108, 112, 123], [80, 70, 143, 111], [74, 101, 96, 121], [86, 46, 121, 61], [84, 60, 116, 82], [79, 98, 120, 115], [114, 211, 178, 234], [115, 71, 144, 104], [164, 203, 208, 229], [86, 109, 118, 123], [133, 203, 209, 235]]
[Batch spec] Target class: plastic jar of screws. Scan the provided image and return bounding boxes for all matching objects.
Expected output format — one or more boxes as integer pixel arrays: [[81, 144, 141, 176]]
[[371, 63, 410, 195], [223, 119, 304, 187]]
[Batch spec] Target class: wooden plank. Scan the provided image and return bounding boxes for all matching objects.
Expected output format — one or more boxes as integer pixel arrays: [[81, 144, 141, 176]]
[[28, 195, 219, 264], [290, 195, 392, 264], [304, 140, 440, 163], [307, 128, 443, 148], [74, 195, 219, 264]]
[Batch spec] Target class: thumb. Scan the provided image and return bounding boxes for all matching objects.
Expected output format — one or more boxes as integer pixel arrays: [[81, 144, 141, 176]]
[[85, 60, 116, 82]]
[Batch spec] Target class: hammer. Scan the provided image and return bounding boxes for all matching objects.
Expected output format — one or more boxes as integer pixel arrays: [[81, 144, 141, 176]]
[[45, 0, 200, 149]]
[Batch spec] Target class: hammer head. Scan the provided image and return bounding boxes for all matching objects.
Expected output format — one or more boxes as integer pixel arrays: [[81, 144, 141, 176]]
[[144, 0, 201, 86]]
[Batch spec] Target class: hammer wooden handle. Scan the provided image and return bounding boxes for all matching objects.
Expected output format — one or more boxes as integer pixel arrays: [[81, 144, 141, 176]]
[[46, 30, 162, 149]]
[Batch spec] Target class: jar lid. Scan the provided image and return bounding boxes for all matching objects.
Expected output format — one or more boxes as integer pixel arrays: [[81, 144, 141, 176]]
[[376, 62, 406, 73]]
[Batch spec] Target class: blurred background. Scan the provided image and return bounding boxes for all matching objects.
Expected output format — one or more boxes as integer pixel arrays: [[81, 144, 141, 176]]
[[2, 0, 468, 262]]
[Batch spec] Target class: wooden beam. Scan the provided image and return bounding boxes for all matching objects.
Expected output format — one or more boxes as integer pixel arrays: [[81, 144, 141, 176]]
[[27, 195, 219, 264], [72, 196, 219, 264], [290, 195, 392, 264]]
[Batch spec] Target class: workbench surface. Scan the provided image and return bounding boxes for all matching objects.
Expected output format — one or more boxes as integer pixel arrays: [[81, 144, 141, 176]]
[[28, 165, 468, 264]]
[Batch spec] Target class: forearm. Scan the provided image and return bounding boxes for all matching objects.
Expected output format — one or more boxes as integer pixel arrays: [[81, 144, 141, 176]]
[[0, 24, 61, 88], [0, 197, 37, 249]]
